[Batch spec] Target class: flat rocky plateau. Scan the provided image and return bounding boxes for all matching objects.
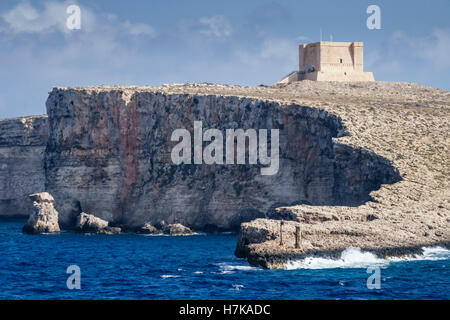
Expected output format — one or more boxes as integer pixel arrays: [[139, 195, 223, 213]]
[[144, 80, 450, 268]]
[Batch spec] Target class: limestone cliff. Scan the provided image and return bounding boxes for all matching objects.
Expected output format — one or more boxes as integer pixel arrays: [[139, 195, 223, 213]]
[[44, 87, 398, 230], [0, 115, 48, 218]]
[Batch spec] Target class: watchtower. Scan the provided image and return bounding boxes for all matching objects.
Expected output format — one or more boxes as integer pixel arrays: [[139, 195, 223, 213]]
[[278, 41, 374, 83]]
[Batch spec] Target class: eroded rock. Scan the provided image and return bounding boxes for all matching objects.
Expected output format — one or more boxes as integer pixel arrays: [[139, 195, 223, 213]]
[[155, 221, 193, 235], [75, 212, 120, 234], [235, 219, 278, 258], [163, 223, 194, 236], [137, 223, 161, 234], [235, 211, 450, 269], [22, 192, 60, 234]]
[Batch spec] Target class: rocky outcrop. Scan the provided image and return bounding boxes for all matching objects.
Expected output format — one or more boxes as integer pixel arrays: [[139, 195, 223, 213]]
[[22, 192, 60, 234], [236, 213, 450, 269], [44, 87, 398, 231], [136, 222, 193, 235], [75, 212, 121, 234], [137, 223, 160, 234], [0, 116, 48, 218], [161, 223, 194, 236]]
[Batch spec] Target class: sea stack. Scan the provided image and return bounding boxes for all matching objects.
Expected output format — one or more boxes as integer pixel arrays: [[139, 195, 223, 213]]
[[22, 192, 60, 234]]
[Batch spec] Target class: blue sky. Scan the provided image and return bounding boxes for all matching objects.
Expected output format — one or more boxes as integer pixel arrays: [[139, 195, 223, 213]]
[[0, 0, 449, 118]]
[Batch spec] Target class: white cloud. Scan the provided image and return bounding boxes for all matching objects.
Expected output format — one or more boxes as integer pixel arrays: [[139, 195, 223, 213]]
[[419, 29, 450, 68], [1, 1, 73, 34], [362, 44, 404, 81], [391, 28, 450, 68], [0, 0, 162, 118], [1, 2, 40, 33], [0, 1, 156, 37], [199, 15, 232, 38]]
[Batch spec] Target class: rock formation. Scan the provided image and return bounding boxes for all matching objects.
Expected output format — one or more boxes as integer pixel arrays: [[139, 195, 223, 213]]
[[236, 213, 450, 269], [137, 223, 160, 234], [44, 86, 397, 231], [22, 192, 60, 234], [75, 212, 121, 234], [1, 81, 448, 257], [0, 116, 48, 218], [137, 222, 193, 235], [161, 223, 194, 236]]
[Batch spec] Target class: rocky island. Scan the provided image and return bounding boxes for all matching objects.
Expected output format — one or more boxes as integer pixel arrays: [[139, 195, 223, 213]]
[[0, 81, 449, 268]]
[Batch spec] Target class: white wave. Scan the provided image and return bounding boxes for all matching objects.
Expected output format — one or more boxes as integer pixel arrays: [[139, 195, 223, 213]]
[[160, 274, 181, 278], [231, 284, 245, 291], [389, 246, 450, 262], [285, 247, 387, 270], [140, 232, 203, 237], [193, 271, 204, 274], [217, 263, 260, 274], [284, 246, 450, 270], [219, 270, 235, 274]]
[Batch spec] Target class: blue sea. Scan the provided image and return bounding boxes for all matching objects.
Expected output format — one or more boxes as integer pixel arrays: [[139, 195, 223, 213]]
[[0, 221, 449, 300]]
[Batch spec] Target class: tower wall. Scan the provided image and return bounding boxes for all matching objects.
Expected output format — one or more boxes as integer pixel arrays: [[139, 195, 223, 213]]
[[298, 41, 374, 82]]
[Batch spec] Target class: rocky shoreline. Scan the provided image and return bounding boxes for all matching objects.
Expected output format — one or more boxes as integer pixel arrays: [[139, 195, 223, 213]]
[[235, 216, 450, 269], [228, 81, 450, 268], [1, 81, 449, 268]]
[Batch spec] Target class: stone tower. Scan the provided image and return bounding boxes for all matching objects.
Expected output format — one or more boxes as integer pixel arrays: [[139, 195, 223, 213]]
[[278, 41, 374, 83]]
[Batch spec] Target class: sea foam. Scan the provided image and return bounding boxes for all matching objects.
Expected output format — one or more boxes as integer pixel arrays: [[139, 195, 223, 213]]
[[160, 274, 181, 278], [284, 246, 450, 270], [217, 263, 260, 274]]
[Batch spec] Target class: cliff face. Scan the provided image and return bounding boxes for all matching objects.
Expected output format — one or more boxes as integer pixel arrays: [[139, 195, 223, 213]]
[[0, 116, 48, 218], [44, 87, 398, 230]]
